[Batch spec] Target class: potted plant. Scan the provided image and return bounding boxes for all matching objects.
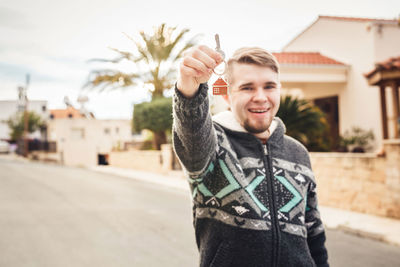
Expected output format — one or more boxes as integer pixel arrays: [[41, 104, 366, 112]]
[[339, 127, 375, 153]]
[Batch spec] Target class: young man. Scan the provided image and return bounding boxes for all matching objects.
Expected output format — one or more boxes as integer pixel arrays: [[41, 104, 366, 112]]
[[173, 45, 329, 267]]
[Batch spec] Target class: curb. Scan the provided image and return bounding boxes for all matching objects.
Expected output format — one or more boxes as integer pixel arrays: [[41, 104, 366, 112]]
[[337, 225, 385, 243]]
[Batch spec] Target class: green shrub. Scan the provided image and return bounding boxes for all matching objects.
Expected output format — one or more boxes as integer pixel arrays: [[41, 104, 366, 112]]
[[7, 111, 44, 141], [133, 97, 172, 150], [277, 95, 331, 151], [133, 97, 172, 132]]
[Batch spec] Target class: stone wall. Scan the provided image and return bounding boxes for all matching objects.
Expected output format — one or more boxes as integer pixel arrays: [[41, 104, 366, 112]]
[[311, 139, 400, 219], [109, 150, 163, 173], [109, 144, 181, 173]]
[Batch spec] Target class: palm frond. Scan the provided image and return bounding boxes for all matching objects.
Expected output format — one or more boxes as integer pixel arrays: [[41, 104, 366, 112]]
[[83, 70, 139, 92], [107, 47, 137, 61], [277, 95, 330, 150], [85, 23, 197, 98]]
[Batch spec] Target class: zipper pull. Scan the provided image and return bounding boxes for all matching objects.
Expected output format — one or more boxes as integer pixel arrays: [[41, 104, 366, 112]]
[[263, 144, 268, 155]]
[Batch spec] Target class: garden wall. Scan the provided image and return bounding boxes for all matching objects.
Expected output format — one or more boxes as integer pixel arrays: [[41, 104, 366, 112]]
[[311, 139, 400, 219]]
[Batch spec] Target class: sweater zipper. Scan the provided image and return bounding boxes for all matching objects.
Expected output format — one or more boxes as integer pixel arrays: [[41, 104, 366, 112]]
[[262, 142, 280, 267]]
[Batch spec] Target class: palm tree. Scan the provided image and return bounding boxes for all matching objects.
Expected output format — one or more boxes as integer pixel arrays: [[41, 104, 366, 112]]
[[277, 95, 331, 151], [85, 24, 198, 149], [84, 23, 198, 98]]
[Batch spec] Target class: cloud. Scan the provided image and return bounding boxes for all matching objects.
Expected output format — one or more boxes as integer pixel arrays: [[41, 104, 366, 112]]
[[0, 62, 63, 83], [0, 6, 30, 29]]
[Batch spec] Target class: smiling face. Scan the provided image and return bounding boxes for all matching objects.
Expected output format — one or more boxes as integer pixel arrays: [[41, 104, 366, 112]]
[[224, 62, 281, 135]]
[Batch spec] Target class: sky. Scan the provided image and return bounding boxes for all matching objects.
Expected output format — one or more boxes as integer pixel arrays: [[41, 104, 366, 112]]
[[1, 0, 399, 119]]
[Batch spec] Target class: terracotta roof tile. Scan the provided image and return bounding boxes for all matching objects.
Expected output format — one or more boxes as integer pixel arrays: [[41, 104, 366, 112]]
[[50, 107, 84, 119], [272, 52, 345, 65]]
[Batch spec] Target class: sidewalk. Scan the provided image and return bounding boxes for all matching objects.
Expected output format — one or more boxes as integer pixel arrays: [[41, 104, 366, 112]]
[[91, 165, 400, 247], [0, 153, 29, 162]]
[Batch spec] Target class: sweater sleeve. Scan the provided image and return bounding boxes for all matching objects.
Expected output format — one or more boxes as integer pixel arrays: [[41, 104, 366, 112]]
[[172, 83, 216, 174], [306, 182, 329, 267]]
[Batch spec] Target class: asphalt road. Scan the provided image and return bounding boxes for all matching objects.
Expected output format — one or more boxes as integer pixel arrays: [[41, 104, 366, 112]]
[[1, 157, 400, 267]]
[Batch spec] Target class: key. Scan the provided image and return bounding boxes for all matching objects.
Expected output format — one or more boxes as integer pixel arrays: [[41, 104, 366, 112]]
[[215, 34, 225, 60], [212, 34, 228, 95]]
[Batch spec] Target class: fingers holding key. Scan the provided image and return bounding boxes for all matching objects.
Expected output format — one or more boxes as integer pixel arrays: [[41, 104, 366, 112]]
[[177, 45, 224, 98], [182, 55, 212, 77], [179, 61, 208, 79], [183, 46, 222, 74], [196, 45, 224, 67]]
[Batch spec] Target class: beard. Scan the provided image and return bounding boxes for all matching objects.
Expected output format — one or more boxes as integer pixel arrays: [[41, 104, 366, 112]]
[[243, 118, 271, 134]]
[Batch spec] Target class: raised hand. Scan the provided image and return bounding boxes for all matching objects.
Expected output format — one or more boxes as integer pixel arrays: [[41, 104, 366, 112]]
[[177, 45, 223, 98]]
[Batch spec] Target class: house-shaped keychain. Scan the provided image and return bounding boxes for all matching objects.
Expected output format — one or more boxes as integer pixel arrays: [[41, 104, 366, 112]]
[[213, 77, 228, 95]]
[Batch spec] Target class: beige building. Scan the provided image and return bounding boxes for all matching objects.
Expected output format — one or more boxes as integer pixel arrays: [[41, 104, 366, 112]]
[[45, 107, 132, 167], [281, 15, 400, 148]]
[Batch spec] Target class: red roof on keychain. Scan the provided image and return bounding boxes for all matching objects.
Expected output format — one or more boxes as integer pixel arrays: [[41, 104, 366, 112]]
[[213, 77, 228, 95]]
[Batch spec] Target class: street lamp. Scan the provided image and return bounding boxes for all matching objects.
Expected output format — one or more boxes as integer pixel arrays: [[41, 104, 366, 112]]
[[17, 74, 30, 157]]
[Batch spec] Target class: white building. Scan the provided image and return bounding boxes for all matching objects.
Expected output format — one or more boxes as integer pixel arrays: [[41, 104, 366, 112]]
[[281, 15, 400, 147]]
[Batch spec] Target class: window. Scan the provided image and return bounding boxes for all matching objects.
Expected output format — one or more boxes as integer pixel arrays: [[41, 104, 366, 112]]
[[71, 128, 85, 140], [104, 128, 111, 135], [115, 127, 119, 134]]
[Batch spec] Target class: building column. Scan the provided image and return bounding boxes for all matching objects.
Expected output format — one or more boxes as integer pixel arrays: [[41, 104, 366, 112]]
[[392, 81, 400, 139], [380, 85, 388, 139]]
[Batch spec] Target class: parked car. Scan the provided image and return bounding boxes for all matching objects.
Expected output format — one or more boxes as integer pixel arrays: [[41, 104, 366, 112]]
[[0, 140, 10, 153]]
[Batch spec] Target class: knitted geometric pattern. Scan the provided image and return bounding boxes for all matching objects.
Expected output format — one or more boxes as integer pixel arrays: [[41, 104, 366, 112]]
[[188, 130, 323, 238]]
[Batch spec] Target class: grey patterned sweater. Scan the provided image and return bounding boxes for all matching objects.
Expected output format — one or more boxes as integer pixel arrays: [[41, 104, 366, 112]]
[[173, 83, 329, 267]]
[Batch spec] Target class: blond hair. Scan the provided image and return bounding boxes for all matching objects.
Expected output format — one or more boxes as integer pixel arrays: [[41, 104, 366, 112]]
[[225, 47, 279, 84]]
